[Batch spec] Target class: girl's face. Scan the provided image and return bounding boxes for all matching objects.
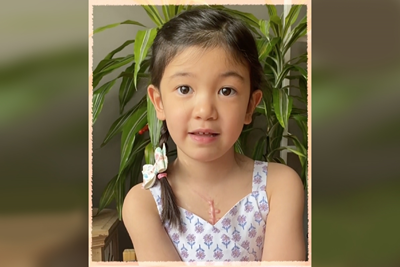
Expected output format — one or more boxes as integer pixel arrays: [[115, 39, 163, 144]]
[[148, 46, 262, 163]]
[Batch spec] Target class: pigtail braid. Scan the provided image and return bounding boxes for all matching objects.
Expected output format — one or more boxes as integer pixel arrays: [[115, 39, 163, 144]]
[[158, 121, 182, 231]]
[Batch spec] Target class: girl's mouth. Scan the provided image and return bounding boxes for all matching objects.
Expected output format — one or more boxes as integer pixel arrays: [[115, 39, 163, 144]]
[[189, 132, 219, 137], [188, 130, 220, 144]]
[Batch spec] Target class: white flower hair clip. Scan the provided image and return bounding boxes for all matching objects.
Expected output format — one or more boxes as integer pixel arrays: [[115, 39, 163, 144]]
[[142, 143, 168, 189]]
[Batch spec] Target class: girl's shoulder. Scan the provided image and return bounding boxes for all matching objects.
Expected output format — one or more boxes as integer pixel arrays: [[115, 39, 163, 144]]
[[265, 162, 304, 202], [122, 183, 160, 226], [122, 184, 183, 261]]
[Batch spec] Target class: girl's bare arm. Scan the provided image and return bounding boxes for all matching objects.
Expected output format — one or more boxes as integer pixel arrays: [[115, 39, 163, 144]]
[[262, 163, 306, 261], [122, 184, 182, 261]]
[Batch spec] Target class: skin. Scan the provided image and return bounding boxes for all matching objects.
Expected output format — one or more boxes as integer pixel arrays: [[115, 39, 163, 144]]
[[122, 46, 305, 261]]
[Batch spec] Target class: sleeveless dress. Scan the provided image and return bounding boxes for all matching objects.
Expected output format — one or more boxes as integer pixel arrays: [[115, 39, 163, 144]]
[[149, 160, 269, 262]]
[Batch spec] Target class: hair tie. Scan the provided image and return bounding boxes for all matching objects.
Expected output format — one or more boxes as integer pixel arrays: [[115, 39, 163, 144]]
[[157, 173, 167, 180], [142, 143, 168, 189]]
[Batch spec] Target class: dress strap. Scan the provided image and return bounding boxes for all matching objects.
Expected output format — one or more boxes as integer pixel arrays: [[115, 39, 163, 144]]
[[148, 181, 163, 217], [251, 160, 268, 192]]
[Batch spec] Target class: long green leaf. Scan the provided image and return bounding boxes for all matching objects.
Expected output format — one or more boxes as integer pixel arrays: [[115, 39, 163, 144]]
[[291, 107, 307, 115], [269, 15, 282, 37], [284, 134, 307, 156], [291, 95, 306, 104], [255, 104, 265, 115], [266, 5, 277, 17], [97, 175, 118, 215], [101, 96, 146, 147], [285, 147, 306, 164], [285, 5, 302, 28], [93, 69, 113, 89], [145, 143, 154, 165], [102, 54, 135, 73], [285, 135, 307, 167], [104, 40, 135, 60], [293, 65, 308, 79], [119, 62, 136, 114], [93, 55, 135, 89], [234, 139, 244, 154], [298, 75, 308, 104], [292, 114, 308, 146], [256, 38, 268, 62], [115, 172, 126, 220], [252, 135, 267, 161], [287, 53, 307, 65], [258, 37, 279, 62], [283, 5, 302, 38], [129, 150, 145, 188], [162, 5, 170, 21], [93, 20, 146, 34], [133, 28, 157, 88], [168, 5, 177, 18], [92, 79, 117, 125], [275, 63, 297, 88], [176, 5, 187, 14], [163, 5, 177, 21], [119, 102, 147, 176], [114, 134, 149, 198], [285, 75, 305, 80], [93, 57, 120, 78], [266, 146, 285, 159], [142, 5, 164, 27], [267, 119, 284, 155], [273, 156, 286, 164], [283, 19, 307, 55], [92, 41, 135, 88], [259, 19, 270, 38], [221, 8, 259, 28], [227, 10, 260, 36], [147, 94, 162, 147], [273, 88, 292, 129], [118, 58, 151, 80], [125, 135, 151, 169], [261, 84, 273, 128], [93, 57, 121, 87]]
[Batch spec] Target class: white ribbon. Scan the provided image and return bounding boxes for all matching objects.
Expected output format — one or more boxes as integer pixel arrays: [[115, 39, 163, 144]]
[[142, 143, 168, 189]]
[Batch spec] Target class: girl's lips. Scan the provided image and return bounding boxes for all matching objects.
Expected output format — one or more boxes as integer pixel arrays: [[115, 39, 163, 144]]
[[189, 132, 219, 144]]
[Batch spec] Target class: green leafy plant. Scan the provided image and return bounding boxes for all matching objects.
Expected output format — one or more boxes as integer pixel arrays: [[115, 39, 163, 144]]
[[92, 5, 308, 219]]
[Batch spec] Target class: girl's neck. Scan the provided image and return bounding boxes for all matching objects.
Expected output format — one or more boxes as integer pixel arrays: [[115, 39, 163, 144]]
[[170, 147, 244, 188]]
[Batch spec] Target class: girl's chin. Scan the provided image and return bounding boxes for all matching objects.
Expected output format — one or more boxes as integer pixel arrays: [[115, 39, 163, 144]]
[[177, 145, 235, 163]]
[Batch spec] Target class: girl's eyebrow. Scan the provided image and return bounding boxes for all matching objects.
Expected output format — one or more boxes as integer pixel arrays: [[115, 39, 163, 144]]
[[168, 71, 245, 81], [168, 72, 194, 79], [221, 71, 245, 81]]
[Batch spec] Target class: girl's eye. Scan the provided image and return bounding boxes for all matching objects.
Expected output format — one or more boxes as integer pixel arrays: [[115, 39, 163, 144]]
[[177, 85, 193, 95], [219, 87, 236, 96]]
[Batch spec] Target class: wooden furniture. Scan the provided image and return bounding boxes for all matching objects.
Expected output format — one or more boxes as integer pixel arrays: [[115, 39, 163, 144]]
[[123, 249, 137, 261], [92, 208, 120, 261]]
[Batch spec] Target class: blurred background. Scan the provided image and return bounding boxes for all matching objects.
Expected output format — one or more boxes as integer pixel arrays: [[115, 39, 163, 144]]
[[0, 0, 399, 267], [0, 1, 88, 267]]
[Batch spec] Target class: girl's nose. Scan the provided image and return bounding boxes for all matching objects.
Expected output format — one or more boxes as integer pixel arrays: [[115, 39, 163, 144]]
[[193, 94, 218, 121]]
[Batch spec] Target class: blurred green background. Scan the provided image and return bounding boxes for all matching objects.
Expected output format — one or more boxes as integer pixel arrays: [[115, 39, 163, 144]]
[[0, 0, 399, 266]]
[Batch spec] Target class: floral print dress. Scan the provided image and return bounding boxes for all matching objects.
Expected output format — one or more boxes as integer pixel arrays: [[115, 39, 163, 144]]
[[149, 160, 269, 262]]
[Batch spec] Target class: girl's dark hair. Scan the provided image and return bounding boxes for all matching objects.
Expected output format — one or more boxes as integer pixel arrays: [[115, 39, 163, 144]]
[[150, 8, 264, 230]]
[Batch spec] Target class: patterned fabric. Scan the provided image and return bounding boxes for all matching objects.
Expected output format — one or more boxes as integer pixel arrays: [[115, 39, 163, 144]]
[[149, 160, 269, 262]]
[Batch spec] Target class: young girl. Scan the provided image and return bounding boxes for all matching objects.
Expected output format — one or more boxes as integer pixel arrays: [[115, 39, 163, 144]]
[[123, 8, 305, 262]]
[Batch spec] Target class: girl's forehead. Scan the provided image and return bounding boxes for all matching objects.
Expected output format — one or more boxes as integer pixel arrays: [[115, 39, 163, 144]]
[[165, 45, 247, 72]]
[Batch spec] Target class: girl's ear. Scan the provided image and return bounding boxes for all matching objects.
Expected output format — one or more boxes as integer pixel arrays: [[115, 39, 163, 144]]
[[148, 84, 166, 120], [244, 89, 263, 124]]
